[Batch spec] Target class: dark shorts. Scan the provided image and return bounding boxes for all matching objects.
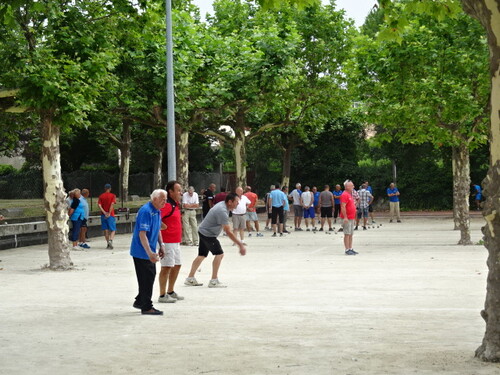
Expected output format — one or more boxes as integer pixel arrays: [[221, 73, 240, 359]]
[[267, 212, 272, 219], [368, 205, 373, 213], [198, 232, 224, 257], [81, 218, 88, 228], [70, 219, 83, 241], [321, 206, 333, 218], [271, 206, 284, 225]]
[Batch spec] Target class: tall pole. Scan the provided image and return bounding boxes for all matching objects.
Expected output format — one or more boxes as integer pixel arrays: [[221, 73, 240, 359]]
[[166, 0, 176, 181]]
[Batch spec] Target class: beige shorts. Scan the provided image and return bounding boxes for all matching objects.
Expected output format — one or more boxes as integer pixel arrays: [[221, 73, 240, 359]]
[[160, 243, 181, 267], [232, 214, 246, 230], [342, 219, 355, 235]]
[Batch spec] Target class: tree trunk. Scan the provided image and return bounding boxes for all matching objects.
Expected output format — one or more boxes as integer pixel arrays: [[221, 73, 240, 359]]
[[41, 111, 72, 269], [452, 144, 472, 245], [476, 161, 500, 362], [176, 124, 189, 189], [462, 0, 500, 362], [153, 145, 163, 189], [452, 146, 460, 230], [119, 120, 131, 203], [234, 127, 247, 188], [281, 144, 292, 189]]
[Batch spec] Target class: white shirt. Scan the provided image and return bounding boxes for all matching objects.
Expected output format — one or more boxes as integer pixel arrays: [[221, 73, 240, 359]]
[[301, 191, 313, 207], [182, 192, 199, 205], [232, 195, 251, 215], [290, 189, 302, 205]]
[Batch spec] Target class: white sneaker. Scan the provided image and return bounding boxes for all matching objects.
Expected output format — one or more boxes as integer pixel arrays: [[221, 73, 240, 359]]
[[158, 294, 177, 303], [169, 291, 184, 300], [184, 277, 203, 286], [208, 279, 227, 288], [72, 246, 84, 251]]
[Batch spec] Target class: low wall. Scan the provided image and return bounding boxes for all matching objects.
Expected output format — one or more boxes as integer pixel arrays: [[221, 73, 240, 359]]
[[0, 213, 138, 250]]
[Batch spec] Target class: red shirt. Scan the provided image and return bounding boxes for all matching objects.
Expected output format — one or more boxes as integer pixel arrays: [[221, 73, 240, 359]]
[[244, 192, 258, 212], [160, 200, 182, 243], [98, 192, 116, 217], [340, 191, 356, 220], [214, 192, 228, 204]]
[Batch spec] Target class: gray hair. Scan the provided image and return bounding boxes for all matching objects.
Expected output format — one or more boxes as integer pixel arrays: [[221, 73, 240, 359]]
[[343, 180, 352, 188], [188, 186, 195, 192], [150, 189, 167, 200]]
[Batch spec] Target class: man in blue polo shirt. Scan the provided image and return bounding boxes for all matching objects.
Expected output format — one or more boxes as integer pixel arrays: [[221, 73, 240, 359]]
[[270, 183, 288, 237], [387, 182, 401, 223], [130, 189, 167, 316]]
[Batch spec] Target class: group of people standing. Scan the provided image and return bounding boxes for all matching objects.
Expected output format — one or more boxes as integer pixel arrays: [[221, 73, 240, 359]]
[[130, 181, 247, 316], [67, 183, 117, 251]]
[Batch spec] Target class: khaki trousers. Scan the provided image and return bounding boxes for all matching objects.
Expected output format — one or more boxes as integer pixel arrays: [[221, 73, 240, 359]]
[[182, 209, 199, 245], [389, 201, 401, 221]]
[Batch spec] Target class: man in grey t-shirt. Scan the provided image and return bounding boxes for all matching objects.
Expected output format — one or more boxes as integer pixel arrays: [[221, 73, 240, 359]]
[[185, 193, 246, 288], [318, 185, 335, 231]]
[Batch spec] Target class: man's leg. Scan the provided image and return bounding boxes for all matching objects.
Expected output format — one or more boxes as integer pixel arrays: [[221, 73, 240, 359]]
[[167, 265, 181, 293], [188, 256, 205, 278], [159, 266, 171, 296], [103, 229, 109, 242], [189, 212, 199, 245], [182, 213, 192, 244], [211, 254, 224, 280], [79, 226, 87, 243], [327, 217, 332, 229], [304, 217, 309, 229], [396, 202, 401, 221], [239, 228, 245, 242], [343, 234, 350, 251], [389, 202, 395, 221], [254, 220, 260, 232], [133, 257, 156, 312]]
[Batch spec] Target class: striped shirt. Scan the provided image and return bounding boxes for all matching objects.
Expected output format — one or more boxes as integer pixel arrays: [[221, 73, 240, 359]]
[[358, 189, 373, 209]]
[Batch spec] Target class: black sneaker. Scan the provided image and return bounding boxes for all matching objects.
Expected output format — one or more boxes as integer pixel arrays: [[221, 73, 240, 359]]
[[354, 226, 358, 230], [279, 233, 283, 237], [133, 302, 141, 309], [306, 228, 310, 231], [319, 228, 323, 231], [363, 226, 367, 230], [272, 233, 277, 237], [345, 249, 356, 256], [397, 220, 402, 223], [141, 308, 163, 315], [351, 249, 359, 255], [329, 228, 334, 231], [338, 228, 343, 232]]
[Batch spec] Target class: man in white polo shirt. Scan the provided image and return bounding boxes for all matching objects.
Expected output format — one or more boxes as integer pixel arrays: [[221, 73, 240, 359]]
[[181, 186, 199, 246], [232, 186, 251, 244]]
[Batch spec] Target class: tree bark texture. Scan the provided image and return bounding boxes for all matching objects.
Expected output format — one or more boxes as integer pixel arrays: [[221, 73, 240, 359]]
[[119, 120, 131, 202], [462, 0, 500, 362], [153, 145, 164, 189], [476, 161, 500, 362], [281, 144, 292, 189], [41, 111, 72, 269], [176, 124, 189, 189], [234, 127, 247, 188], [452, 144, 472, 244]]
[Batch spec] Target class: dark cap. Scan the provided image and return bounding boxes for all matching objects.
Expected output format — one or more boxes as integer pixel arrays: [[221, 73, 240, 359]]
[[104, 183, 111, 189]]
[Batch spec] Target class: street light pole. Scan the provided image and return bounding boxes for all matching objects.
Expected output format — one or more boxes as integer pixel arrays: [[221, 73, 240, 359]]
[[166, 0, 176, 181]]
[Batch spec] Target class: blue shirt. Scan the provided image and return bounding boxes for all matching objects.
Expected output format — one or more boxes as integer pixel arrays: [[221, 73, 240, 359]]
[[70, 198, 85, 221], [387, 188, 400, 202], [313, 191, 320, 207], [79, 196, 89, 220], [473, 185, 482, 200], [130, 201, 161, 260], [270, 189, 287, 208], [283, 191, 290, 211], [366, 186, 373, 195], [333, 190, 343, 205]]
